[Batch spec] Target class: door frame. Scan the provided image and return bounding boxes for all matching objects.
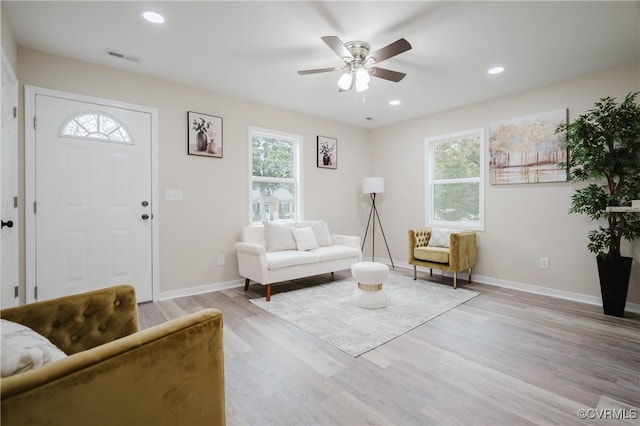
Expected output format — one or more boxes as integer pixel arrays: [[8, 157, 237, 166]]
[[24, 85, 160, 303], [1, 49, 19, 307]]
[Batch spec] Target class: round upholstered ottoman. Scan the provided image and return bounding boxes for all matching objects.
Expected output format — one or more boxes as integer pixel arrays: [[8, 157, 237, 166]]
[[351, 261, 389, 309]]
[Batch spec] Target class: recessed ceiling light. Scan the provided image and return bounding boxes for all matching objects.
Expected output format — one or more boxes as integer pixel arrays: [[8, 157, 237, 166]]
[[142, 11, 165, 24], [488, 66, 505, 75], [389, 100, 401, 106]]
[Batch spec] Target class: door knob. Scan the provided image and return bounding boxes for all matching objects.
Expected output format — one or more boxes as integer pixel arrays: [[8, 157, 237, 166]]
[[141, 214, 150, 220], [1, 220, 13, 229]]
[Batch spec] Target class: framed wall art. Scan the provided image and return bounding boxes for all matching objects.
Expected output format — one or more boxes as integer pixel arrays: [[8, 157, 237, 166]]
[[317, 135, 337, 169], [488, 108, 568, 184], [188, 111, 223, 158]]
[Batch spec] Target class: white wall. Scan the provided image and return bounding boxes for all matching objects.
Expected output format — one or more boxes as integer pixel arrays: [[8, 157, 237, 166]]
[[13, 46, 640, 306], [370, 62, 640, 304], [1, 5, 18, 70], [16, 48, 371, 295]]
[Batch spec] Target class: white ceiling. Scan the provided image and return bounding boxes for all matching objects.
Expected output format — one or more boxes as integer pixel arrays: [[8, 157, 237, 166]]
[[4, 1, 639, 129]]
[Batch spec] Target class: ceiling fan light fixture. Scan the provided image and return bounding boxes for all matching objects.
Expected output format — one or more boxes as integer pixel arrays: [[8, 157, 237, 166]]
[[355, 67, 370, 92], [337, 72, 353, 90], [299, 36, 412, 93]]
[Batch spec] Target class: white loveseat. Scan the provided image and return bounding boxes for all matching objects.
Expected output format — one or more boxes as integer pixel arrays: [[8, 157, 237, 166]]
[[234, 221, 362, 301]]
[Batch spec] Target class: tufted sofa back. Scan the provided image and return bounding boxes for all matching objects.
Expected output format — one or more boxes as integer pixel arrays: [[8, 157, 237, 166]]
[[0, 285, 138, 355], [412, 228, 432, 248]]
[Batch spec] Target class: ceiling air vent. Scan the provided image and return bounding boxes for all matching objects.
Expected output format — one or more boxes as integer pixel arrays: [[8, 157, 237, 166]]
[[104, 48, 140, 63]]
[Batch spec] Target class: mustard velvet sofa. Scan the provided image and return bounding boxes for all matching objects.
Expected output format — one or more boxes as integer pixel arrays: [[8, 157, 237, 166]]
[[408, 227, 477, 288], [0, 285, 226, 426]]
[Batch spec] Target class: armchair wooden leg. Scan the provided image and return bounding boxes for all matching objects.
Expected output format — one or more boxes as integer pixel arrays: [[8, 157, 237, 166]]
[[430, 268, 433, 277], [453, 272, 457, 289], [468, 268, 472, 283], [265, 284, 272, 302], [413, 265, 417, 280], [244, 278, 250, 291]]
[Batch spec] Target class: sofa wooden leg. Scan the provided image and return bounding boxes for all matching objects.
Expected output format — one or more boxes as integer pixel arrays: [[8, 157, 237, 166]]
[[430, 268, 433, 277], [413, 265, 417, 280], [265, 284, 272, 302], [468, 268, 472, 283], [244, 278, 250, 291], [453, 272, 457, 289]]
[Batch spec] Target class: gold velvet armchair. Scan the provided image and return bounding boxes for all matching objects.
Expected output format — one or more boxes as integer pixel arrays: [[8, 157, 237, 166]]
[[1, 285, 226, 426], [408, 227, 477, 288]]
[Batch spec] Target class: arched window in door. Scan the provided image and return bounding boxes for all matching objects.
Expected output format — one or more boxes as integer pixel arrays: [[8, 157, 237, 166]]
[[59, 112, 132, 143]]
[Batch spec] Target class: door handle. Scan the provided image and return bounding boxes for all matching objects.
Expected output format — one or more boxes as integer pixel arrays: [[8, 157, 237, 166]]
[[141, 214, 150, 220], [1, 220, 13, 229]]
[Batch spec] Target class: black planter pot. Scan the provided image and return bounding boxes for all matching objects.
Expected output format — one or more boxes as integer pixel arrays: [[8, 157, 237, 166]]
[[596, 256, 632, 317]]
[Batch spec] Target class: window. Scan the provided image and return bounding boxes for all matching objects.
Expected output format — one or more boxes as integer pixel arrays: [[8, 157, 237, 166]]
[[60, 112, 132, 143], [425, 129, 484, 230], [249, 127, 301, 224]]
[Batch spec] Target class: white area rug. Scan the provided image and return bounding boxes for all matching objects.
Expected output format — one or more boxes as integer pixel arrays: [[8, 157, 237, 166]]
[[250, 273, 479, 357]]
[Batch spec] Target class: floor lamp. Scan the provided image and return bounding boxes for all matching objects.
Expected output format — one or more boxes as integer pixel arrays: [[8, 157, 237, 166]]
[[361, 177, 394, 268]]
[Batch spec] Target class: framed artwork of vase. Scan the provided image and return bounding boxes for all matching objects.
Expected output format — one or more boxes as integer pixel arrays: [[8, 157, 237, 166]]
[[188, 111, 223, 158], [317, 135, 337, 169]]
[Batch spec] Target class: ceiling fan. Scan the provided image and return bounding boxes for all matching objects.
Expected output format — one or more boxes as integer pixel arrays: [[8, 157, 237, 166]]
[[297, 36, 412, 92]]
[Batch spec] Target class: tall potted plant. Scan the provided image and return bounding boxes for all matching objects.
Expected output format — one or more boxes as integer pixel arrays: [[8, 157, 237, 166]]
[[557, 92, 640, 317]]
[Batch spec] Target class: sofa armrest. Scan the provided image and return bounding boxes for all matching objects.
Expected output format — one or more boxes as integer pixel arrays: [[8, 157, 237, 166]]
[[1, 309, 225, 426], [0, 285, 138, 355], [449, 231, 477, 269], [234, 241, 269, 282], [331, 234, 361, 248]]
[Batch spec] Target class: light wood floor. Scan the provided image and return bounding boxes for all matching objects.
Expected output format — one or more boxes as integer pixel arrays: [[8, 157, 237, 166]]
[[138, 269, 640, 425]]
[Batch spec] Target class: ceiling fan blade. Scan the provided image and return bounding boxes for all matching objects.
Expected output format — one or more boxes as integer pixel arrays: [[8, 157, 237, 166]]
[[369, 67, 406, 82], [297, 67, 341, 75], [321, 36, 354, 61], [367, 38, 412, 63]]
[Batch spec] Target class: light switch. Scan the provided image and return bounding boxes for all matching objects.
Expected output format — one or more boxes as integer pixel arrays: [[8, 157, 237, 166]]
[[165, 189, 183, 201]]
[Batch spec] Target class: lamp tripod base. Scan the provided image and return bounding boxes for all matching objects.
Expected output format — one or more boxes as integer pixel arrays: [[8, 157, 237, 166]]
[[361, 193, 394, 268]]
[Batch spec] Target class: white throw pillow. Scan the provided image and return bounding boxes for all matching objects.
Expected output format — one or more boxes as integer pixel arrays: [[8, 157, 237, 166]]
[[290, 227, 320, 251], [427, 228, 458, 248], [1, 319, 67, 377], [262, 221, 297, 252], [297, 221, 332, 247]]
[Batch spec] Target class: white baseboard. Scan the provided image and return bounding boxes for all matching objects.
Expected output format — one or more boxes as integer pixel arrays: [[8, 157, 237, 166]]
[[157, 259, 639, 315], [157, 278, 244, 301], [378, 258, 640, 315]]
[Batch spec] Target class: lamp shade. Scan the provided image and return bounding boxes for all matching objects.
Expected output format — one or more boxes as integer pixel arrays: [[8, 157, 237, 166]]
[[363, 177, 384, 194], [337, 72, 352, 91], [355, 68, 370, 92]]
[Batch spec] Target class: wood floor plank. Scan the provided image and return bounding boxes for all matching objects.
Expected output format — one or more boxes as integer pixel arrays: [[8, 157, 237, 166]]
[[138, 268, 640, 425]]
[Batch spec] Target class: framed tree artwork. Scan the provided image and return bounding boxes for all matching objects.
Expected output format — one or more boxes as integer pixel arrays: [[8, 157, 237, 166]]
[[188, 111, 223, 158], [317, 135, 337, 169], [488, 109, 567, 184]]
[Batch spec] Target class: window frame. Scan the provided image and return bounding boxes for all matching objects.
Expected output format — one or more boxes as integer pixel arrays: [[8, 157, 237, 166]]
[[248, 126, 302, 225], [424, 128, 485, 231], [59, 111, 133, 144]]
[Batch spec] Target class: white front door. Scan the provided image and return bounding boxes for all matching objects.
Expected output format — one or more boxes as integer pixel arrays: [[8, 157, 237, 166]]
[[28, 90, 154, 302], [1, 51, 19, 308]]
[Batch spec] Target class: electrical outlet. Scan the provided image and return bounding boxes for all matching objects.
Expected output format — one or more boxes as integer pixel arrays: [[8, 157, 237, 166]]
[[540, 257, 549, 269], [217, 254, 225, 266], [165, 189, 183, 201]]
